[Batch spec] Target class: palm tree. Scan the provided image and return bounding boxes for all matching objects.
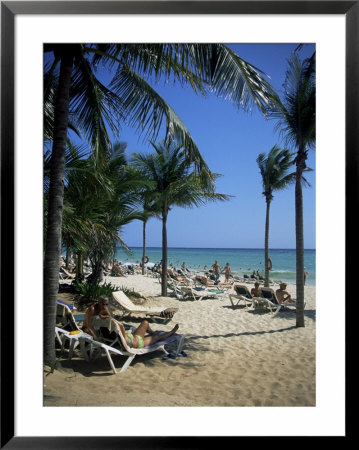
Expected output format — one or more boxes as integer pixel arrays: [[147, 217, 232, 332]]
[[132, 140, 230, 296], [269, 51, 315, 327], [44, 43, 279, 364], [63, 143, 146, 283], [256, 146, 296, 287]]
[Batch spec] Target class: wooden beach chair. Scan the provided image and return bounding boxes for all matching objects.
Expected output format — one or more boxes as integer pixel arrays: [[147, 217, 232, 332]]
[[112, 291, 178, 323], [84, 316, 185, 374]]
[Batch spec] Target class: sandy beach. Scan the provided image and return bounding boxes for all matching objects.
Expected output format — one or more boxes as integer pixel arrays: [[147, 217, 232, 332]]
[[44, 273, 316, 408]]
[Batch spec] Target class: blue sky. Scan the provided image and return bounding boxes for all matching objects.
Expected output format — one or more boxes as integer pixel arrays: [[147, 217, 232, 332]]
[[62, 43, 315, 249], [114, 44, 316, 249]]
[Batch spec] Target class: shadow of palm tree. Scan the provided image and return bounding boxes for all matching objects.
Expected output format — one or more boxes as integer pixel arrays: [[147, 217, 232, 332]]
[[221, 304, 316, 321]]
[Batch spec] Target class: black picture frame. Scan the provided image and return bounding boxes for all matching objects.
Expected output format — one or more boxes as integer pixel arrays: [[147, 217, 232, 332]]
[[1, 1, 353, 447]]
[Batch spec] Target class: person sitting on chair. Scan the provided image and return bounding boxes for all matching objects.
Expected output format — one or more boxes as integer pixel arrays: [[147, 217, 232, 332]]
[[251, 281, 261, 297], [275, 283, 295, 304], [82, 295, 112, 339]]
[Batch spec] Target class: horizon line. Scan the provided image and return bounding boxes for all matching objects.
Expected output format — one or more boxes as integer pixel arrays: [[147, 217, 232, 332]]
[[123, 246, 316, 251]]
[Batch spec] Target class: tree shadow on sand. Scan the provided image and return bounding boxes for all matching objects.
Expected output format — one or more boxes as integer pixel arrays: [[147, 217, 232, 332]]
[[221, 304, 316, 321]]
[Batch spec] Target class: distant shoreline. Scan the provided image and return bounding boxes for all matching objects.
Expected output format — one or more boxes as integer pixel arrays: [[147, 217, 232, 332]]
[[122, 246, 316, 251]]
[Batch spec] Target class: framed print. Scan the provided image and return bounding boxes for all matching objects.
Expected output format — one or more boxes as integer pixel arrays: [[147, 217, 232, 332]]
[[1, 0, 354, 447]]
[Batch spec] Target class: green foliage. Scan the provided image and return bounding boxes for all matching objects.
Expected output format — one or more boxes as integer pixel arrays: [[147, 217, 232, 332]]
[[73, 280, 119, 311]]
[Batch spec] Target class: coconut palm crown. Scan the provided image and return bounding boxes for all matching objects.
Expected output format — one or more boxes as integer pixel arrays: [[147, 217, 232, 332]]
[[132, 140, 230, 296], [257, 145, 297, 287]]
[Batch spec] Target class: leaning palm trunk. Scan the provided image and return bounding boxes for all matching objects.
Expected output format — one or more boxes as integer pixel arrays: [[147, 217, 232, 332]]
[[264, 199, 271, 287], [161, 208, 168, 297], [43, 52, 74, 364], [295, 153, 306, 327]]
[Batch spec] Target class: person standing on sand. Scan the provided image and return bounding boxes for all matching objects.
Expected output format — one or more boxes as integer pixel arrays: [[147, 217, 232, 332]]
[[82, 295, 179, 348], [275, 283, 295, 304], [304, 268, 309, 285], [212, 260, 221, 282], [224, 262, 231, 283]]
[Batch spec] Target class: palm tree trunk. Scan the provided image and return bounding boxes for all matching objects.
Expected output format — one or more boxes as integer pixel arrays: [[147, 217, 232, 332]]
[[295, 154, 306, 327], [161, 207, 168, 296], [142, 220, 146, 275], [76, 251, 84, 281], [43, 50, 74, 364], [264, 199, 271, 287]]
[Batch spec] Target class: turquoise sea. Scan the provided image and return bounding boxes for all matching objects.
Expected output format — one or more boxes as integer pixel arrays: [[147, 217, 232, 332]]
[[115, 247, 316, 286]]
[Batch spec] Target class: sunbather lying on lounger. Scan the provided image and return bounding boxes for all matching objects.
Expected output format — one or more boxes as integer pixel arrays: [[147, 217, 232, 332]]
[[117, 320, 179, 349], [83, 295, 179, 346]]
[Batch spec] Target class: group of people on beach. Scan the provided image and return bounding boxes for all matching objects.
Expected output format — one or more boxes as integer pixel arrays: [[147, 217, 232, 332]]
[[250, 281, 294, 304], [79, 280, 292, 354]]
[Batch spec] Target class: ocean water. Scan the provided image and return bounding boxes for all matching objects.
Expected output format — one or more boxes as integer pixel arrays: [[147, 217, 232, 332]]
[[115, 247, 316, 286]]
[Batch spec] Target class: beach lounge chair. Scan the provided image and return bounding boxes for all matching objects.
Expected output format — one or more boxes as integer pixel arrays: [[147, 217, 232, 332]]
[[180, 286, 222, 301], [259, 287, 301, 316], [56, 299, 79, 331], [84, 316, 185, 374], [229, 284, 256, 308], [167, 282, 184, 299], [55, 327, 92, 360], [59, 267, 76, 280], [55, 299, 92, 359], [111, 291, 178, 323]]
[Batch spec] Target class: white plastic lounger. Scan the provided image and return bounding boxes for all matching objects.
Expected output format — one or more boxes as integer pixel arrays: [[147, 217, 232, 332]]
[[55, 300, 91, 359], [180, 286, 219, 301], [55, 327, 92, 360], [259, 287, 305, 317], [112, 291, 178, 321], [85, 316, 184, 374]]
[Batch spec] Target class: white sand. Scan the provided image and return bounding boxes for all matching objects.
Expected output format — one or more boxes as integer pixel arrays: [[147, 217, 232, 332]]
[[44, 274, 315, 407]]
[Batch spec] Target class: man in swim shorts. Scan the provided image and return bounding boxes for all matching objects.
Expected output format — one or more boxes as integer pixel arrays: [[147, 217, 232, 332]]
[[212, 260, 220, 282]]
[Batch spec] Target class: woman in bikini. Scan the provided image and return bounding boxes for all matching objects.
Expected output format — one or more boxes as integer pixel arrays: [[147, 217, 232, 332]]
[[83, 296, 179, 348], [118, 320, 179, 349]]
